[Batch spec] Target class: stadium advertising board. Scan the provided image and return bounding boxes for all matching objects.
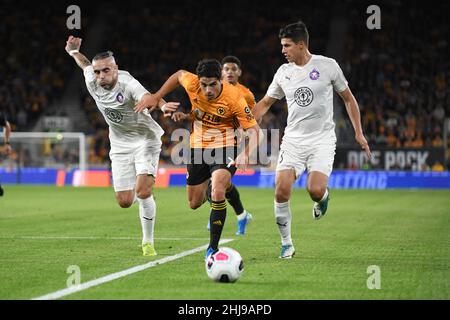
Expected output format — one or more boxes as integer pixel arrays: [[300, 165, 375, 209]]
[[335, 147, 446, 171]]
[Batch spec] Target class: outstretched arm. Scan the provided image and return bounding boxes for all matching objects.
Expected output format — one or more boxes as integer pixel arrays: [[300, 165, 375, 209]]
[[252, 95, 278, 123], [338, 87, 371, 158], [134, 70, 186, 113], [139, 93, 180, 115], [65, 36, 91, 70]]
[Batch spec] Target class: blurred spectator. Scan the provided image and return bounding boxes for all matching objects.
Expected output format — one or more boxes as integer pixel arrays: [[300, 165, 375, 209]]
[[431, 161, 445, 172], [432, 134, 444, 147]]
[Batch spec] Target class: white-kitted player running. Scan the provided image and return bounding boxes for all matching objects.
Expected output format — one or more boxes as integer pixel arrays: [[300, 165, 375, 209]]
[[65, 36, 179, 256], [253, 21, 372, 259]]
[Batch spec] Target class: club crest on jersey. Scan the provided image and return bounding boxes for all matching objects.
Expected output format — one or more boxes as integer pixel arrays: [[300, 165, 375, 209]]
[[116, 92, 124, 103], [309, 68, 320, 80], [105, 108, 123, 123], [294, 87, 314, 107], [217, 107, 225, 115]]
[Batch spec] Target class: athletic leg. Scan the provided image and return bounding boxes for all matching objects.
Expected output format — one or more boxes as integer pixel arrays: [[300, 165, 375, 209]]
[[274, 169, 296, 258]]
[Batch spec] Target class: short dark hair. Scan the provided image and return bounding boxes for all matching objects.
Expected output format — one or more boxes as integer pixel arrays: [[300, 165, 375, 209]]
[[196, 59, 222, 80], [93, 50, 114, 61], [279, 21, 309, 46], [221, 56, 241, 69]]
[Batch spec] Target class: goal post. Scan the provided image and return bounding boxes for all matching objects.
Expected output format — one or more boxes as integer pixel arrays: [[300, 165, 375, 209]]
[[0, 131, 91, 186], [7, 132, 87, 172]]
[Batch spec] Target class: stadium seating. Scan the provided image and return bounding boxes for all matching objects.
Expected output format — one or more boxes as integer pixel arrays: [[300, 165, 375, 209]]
[[1, 0, 447, 170], [79, 0, 332, 164], [341, 1, 449, 151], [0, 1, 86, 131]]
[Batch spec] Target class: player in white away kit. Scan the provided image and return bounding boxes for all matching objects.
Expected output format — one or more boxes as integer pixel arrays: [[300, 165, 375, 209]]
[[65, 36, 178, 256], [253, 21, 371, 259]]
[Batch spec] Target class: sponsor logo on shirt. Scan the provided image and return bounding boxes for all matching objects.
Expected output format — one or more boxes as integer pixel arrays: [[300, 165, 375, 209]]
[[294, 87, 314, 107], [193, 108, 221, 124], [105, 108, 123, 123]]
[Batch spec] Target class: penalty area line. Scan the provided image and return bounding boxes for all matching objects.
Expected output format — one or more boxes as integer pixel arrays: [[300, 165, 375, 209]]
[[32, 238, 234, 300]]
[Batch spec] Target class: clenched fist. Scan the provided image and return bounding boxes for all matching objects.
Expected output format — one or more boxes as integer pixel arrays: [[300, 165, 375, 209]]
[[65, 35, 82, 55]]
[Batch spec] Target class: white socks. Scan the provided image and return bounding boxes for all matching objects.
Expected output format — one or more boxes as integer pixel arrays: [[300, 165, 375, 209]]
[[237, 210, 247, 221], [319, 188, 329, 203], [137, 196, 156, 245], [274, 200, 292, 246]]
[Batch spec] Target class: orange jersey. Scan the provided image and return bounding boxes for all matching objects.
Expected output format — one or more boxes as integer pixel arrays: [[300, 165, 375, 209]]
[[180, 72, 257, 149], [235, 82, 256, 109]]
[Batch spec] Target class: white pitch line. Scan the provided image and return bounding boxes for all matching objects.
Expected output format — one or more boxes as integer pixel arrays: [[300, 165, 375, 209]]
[[0, 236, 211, 241], [32, 239, 234, 300]]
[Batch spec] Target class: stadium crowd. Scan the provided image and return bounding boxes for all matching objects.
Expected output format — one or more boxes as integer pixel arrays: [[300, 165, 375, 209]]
[[1, 1, 448, 170], [337, 2, 449, 170], [80, 0, 332, 164], [0, 1, 86, 131], [339, 2, 448, 151]]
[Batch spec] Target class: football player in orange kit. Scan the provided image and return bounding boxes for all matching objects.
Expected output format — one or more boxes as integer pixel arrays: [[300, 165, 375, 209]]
[[135, 59, 263, 258]]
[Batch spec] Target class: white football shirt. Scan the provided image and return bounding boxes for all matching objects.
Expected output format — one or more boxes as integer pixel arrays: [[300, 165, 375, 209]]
[[83, 66, 164, 153], [267, 54, 348, 145]]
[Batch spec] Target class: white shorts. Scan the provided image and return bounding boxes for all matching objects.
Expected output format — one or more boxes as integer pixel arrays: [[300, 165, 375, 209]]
[[110, 142, 161, 192], [276, 140, 336, 178]]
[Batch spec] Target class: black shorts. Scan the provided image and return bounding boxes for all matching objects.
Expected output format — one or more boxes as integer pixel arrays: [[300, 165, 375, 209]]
[[186, 147, 238, 186]]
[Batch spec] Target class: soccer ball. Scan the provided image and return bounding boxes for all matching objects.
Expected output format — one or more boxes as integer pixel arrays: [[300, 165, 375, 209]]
[[205, 247, 244, 283]]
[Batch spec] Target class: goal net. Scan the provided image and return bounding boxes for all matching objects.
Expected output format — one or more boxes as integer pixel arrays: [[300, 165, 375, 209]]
[[0, 132, 90, 186], [2, 132, 87, 171]]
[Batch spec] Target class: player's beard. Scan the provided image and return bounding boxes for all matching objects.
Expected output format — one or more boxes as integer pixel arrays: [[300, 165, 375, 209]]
[[99, 79, 116, 90], [100, 83, 112, 89]]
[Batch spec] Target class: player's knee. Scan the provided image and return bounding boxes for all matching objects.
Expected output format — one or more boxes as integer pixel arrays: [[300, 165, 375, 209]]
[[275, 191, 290, 203], [211, 188, 225, 202], [136, 189, 152, 200], [187, 192, 204, 209], [188, 199, 202, 210], [118, 199, 133, 208], [115, 193, 134, 208], [275, 185, 290, 203], [307, 185, 326, 202]]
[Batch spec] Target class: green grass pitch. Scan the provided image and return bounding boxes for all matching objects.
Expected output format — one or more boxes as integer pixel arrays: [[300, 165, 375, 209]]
[[0, 185, 448, 299]]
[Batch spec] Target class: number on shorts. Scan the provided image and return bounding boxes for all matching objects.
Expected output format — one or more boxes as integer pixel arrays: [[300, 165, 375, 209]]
[[279, 151, 285, 164]]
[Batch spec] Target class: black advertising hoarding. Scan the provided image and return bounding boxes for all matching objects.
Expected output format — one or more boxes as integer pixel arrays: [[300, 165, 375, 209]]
[[335, 147, 446, 171]]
